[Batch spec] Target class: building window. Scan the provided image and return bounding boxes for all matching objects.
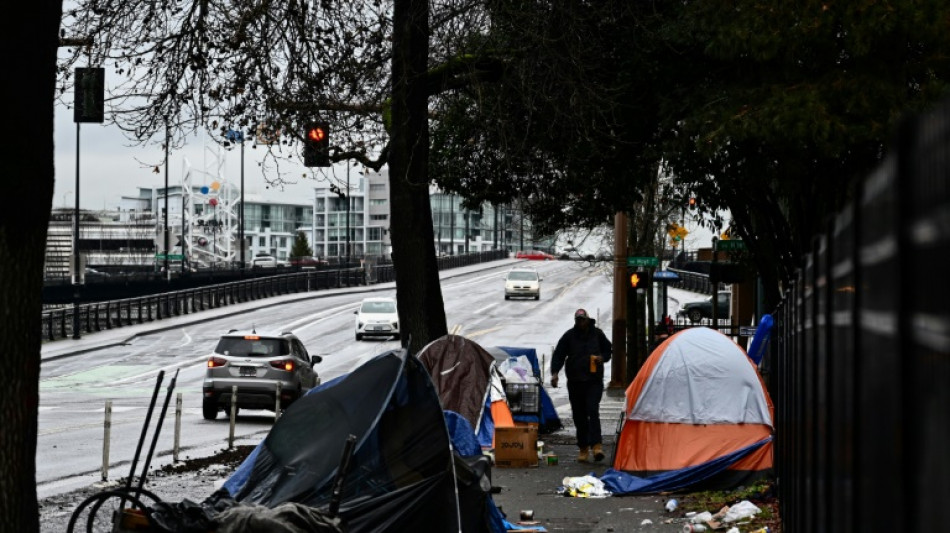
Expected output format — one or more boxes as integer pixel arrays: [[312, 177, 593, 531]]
[[370, 183, 386, 191], [370, 214, 388, 221], [370, 199, 387, 206]]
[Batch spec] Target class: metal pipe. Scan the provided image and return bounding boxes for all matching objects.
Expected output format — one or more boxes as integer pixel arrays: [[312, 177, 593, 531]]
[[125, 370, 164, 492], [135, 368, 179, 495]]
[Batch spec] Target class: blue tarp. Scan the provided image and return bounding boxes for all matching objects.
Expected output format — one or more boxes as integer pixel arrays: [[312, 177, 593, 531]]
[[599, 437, 772, 495], [496, 346, 562, 433], [747, 314, 774, 366]]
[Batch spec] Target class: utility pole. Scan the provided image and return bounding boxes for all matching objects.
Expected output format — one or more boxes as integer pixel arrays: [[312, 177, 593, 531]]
[[609, 212, 628, 389]]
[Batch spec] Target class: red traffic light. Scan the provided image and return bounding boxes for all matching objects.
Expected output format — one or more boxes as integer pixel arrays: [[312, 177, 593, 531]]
[[307, 126, 327, 143]]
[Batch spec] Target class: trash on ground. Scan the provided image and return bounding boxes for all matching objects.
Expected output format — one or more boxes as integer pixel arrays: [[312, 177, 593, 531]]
[[640, 518, 653, 525], [722, 500, 761, 522], [556, 475, 612, 498]]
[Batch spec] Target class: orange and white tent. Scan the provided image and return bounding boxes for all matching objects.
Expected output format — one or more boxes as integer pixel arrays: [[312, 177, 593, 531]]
[[602, 327, 773, 494]]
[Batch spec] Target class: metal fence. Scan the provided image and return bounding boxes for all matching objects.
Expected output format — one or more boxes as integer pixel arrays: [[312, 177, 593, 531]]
[[769, 102, 950, 530], [42, 250, 508, 342]]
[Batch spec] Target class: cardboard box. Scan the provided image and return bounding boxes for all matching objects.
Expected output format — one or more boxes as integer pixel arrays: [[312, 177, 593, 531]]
[[494, 426, 538, 468]]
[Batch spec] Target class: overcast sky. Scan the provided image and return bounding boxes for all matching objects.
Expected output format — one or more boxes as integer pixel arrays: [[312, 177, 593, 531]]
[[52, 103, 329, 211], [52, 103, 724, 250]]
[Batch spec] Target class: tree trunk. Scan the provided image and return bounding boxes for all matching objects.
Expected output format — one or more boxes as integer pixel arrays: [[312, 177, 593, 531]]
[[390, 0, 447, 353], [2, 2, 61, 530]]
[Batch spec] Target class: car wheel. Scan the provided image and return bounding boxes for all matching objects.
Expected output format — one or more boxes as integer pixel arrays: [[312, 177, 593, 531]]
[[202, 397, 218, 420], [355, 333, 362, 341], [535, 293, 540, 300], [505, 295, 510, 300], [687, 309, 703, 324]]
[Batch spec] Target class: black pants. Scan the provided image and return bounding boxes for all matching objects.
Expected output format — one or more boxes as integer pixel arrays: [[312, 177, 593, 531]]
[[566, 379, 604, 448]]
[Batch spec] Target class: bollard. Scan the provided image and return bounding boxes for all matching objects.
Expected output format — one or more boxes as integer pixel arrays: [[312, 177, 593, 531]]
[[228, 386, 237, 449], [102, 400, 112, 481], [275, 381, 282, 421], [173, 393, 182, 462]]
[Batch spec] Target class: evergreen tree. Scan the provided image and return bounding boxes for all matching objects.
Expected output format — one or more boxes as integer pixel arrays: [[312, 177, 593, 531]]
[[290, 231, 313, 258]]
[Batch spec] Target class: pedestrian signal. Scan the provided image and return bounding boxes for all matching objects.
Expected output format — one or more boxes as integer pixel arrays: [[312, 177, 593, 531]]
[[303, 121, 330, 167]]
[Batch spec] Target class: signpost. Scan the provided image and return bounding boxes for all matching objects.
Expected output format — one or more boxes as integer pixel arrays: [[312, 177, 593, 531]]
[[626, 256, 659, 268]]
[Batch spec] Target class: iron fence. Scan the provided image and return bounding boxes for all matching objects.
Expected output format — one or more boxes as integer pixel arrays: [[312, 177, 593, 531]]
[[41, 250, 508, 342], [768, 102, 950, 530]]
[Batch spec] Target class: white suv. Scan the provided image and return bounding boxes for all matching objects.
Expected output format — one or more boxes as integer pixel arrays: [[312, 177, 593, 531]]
[[354, 297, 400, 341], [504, 268, 542, 300]]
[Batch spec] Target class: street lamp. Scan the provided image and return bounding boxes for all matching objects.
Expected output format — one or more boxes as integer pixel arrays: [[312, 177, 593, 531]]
[[226, 129, 246, 269], [163, 121, 170, 280]]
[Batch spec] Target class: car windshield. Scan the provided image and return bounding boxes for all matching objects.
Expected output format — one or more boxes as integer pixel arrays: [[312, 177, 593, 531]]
[[508, 271, 538, 281], [361, 301, 396, 313], [215, 337, 289, 357]]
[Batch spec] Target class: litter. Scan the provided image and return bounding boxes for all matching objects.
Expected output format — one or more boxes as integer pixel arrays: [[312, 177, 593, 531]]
[[722, 500, 761, 523], [557, 475, 612, 498]]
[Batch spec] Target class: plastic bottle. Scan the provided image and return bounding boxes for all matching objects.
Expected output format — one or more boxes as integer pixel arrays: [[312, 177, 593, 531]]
[[665, 498, 678, 512], [682, 524, 707, 532]]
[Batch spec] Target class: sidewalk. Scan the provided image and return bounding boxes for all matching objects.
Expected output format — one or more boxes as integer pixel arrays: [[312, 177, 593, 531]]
[[38, 260, 715, 531]]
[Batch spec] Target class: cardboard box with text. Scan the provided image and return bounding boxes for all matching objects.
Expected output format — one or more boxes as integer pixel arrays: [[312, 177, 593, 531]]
[[494, 426, 538, 468]]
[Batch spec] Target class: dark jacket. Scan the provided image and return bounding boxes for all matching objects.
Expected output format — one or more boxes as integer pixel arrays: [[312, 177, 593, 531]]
[[551, 318, 612, 382]]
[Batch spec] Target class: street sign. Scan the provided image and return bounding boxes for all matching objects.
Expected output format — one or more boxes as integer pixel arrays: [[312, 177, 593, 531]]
[[155, 254, 184, 260], [717, 240, 746, 251], [627, 256, 658, 268]]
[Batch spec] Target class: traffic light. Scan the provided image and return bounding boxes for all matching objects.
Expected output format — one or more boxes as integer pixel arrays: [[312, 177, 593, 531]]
[[629, 269, 651, 291], [303, 121, 330, 167]]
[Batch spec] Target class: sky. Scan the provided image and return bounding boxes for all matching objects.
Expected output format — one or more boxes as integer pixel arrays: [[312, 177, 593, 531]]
[[52, 102, 724, 251], [52, 103, 332, 211]]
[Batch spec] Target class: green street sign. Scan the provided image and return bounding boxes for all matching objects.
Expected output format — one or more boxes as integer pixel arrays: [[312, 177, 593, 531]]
[[717, 240, 746, 251], [627, 256, 659, 268], [155, 254, 184, 260]]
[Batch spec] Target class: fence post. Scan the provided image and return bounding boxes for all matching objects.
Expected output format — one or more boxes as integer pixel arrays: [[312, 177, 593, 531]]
[[228, 386, 237, 449], [173, 393, 182, 462], [102, 400, 112, 481]]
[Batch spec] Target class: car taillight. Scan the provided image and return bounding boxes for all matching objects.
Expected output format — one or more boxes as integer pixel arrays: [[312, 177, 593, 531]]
[[208, 356, 227, 368], [270, 360, 294, 372]]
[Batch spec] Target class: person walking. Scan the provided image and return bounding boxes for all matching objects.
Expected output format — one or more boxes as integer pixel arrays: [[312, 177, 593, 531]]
[[550, 308, 612, 462]]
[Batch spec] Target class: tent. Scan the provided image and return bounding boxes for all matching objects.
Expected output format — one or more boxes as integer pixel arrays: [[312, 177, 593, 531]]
[[601, 327, 774, 494], [489, 346, 562, 434], [417, 336, 562, 450], [213, 349, 500, 532]]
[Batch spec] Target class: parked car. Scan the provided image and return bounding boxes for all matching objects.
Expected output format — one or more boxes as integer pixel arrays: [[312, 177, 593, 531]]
[[677, 291, 731, 324], [504, 267, 542, 300], [516, 250, 556, 260], [202, 329, 322, 420], [290, 256, 329, 269], [250, 255, 289, 268], [354, 297, 400, 341]]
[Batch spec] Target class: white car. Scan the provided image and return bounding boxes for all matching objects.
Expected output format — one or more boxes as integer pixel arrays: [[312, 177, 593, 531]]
[[354, 297, 400, 341], [251, 255, 289, 269], [504, 268, 542, 300]]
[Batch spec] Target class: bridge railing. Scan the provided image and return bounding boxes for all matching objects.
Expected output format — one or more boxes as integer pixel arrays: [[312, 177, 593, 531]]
[[41, 250, 508, 342]]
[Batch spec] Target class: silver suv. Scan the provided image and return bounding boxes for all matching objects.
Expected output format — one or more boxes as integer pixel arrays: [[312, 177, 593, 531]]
[[202, 329, 322, 420]]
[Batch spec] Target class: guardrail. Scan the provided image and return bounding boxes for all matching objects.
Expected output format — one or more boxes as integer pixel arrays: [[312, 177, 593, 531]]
[[41, 250, 508, 342]]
